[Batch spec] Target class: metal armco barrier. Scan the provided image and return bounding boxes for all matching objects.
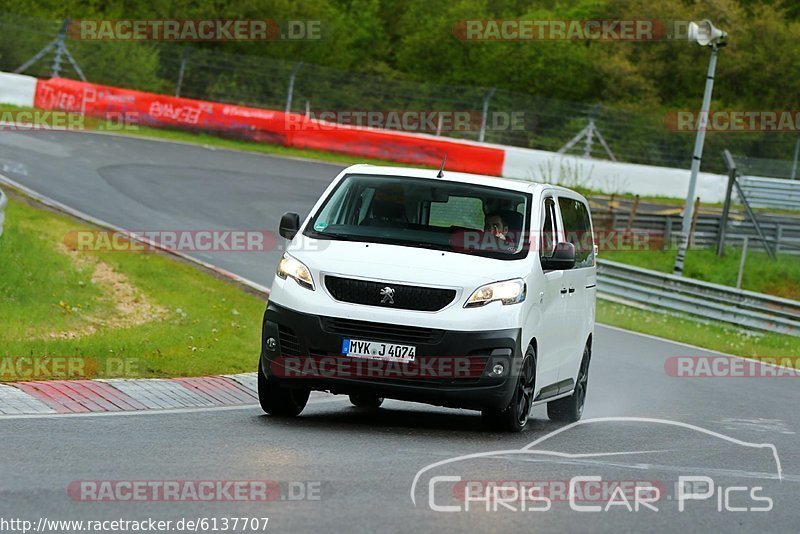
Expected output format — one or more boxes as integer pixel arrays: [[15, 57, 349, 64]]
[[738, 175, 800, 210], [596, 259, 800, 337], [593, 210, 800, 254]]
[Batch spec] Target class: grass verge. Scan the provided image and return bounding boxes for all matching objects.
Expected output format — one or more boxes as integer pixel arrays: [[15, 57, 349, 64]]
[[0, 191, 266, 381], [597, 300, 800, 358]]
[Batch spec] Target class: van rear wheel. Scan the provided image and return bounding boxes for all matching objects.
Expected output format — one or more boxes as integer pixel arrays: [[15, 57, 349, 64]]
[[258, 361, 310, 417], [482, 345, 535, 432], [547, 343, 590, 423]]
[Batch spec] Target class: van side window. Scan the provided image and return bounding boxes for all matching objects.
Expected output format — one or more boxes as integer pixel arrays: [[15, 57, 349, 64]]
[[540, 197, 558, 259], [558, 197, 594, 268]]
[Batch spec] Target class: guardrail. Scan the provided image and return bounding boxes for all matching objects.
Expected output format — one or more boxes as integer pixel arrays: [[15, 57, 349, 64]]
[[596, 259, 800, 337], [738, 175, 800, 210], [0, 186, 7, 238], [592, 209, 800, 254]]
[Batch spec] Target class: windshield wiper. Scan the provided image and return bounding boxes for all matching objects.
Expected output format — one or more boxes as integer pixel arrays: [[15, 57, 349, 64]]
[[377, 238, 448, 251], [314, 231, 358, 241], [312, 232, 448, 251]]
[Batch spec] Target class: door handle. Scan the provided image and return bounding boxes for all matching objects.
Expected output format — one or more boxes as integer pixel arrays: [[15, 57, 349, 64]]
[[560, 288, 568, 295], [568, 287, 575, 294]]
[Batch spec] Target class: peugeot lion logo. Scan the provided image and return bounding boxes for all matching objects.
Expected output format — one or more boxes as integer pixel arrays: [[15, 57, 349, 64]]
[[380, 286, 395, 305]]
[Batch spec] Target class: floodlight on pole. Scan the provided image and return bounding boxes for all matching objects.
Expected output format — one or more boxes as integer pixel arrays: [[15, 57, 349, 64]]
[[672, 20, 727, 276]]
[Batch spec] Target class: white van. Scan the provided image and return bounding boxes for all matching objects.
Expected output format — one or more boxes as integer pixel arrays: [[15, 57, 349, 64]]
[[259, 164, 596, 431]]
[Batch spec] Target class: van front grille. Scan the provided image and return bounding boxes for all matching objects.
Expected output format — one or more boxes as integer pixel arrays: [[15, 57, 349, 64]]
[[324, 276, 456, 312]]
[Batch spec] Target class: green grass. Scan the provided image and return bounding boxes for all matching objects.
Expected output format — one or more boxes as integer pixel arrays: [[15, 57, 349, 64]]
[[600, 247, 800, 300], [0, 193, 266, 381], [597, 300, 800, 359]]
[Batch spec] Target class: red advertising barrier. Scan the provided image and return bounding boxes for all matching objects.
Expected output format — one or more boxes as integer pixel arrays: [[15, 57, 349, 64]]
[[289, 122, 505, 175], [34, 77, 289, 145], [33, 77, 505, 175]]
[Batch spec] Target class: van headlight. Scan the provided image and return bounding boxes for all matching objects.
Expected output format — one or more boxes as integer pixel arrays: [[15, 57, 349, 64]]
[[465, 279, 526, 308], [276, 253, 315, 290]]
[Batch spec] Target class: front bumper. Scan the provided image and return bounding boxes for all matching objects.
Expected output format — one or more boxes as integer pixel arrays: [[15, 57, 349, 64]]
[[259, 302, 523, 411]]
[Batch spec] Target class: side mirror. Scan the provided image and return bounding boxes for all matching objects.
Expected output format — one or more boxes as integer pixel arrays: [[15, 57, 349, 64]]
[[541, 242, 576, 271], [279, 212, 300, 239]]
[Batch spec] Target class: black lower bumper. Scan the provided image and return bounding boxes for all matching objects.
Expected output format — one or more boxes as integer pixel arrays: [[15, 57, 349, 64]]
[[259, 303, 523, 411]]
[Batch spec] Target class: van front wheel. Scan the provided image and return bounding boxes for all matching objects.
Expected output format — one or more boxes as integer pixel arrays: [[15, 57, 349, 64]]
[[258, 361, 310, 417], [481, 345, 536, 432]]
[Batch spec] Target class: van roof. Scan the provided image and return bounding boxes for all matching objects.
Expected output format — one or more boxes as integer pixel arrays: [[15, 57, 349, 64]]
[[340, 164, 575, 195]]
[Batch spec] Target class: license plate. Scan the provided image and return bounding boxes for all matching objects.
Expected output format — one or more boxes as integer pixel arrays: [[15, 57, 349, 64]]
[[342, 339, 416, 363]]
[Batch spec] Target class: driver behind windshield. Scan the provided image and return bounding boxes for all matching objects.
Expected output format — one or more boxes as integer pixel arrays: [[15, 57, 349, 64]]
[[484, 212, 509, 239], [483, 212, 516, 252]]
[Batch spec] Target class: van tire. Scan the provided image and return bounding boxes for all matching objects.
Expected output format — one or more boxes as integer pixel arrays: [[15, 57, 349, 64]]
[[547, 343, 590, 423], [258, 361, 310, 417], [481, 345, 536, 432], [349, 394, 384, 408]]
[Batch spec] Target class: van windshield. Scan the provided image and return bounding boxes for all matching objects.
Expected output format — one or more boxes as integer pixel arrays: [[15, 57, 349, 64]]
[[304, 174, 531, 260]]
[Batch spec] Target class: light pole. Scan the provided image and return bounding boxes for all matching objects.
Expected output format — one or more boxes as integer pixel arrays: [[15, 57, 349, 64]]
[[673, 20, 728, 275]]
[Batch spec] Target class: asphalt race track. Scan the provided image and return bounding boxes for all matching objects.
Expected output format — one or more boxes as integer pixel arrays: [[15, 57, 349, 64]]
[[1, 130, 798, 532], [0, 130, 340, 286]]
